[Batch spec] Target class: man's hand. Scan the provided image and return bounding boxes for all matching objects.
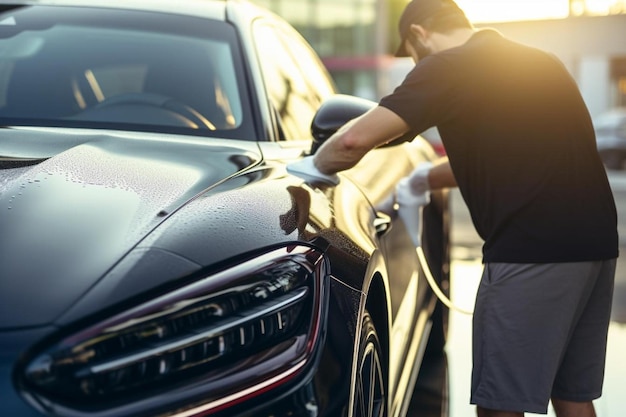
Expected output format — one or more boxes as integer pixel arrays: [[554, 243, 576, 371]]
[[377, 161, 433, 214], [407, 161, 433, 194], [377, 162, 433, 246], [399, 162, 434, 246], [397, 176, 431, 247], [286, 156, 340, 186]]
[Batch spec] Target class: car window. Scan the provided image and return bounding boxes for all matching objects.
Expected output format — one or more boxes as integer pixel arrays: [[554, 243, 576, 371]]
[[0, 5, 256, 140], [277, 23, 336, 104], [253, 20, 334, 141]]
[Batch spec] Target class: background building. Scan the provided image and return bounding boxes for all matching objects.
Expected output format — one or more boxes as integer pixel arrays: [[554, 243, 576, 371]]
[[254, 0, 406, 100], [255, 0, 626, 117]]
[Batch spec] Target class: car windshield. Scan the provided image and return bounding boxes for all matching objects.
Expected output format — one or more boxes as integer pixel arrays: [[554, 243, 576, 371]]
[[0, 5, 256, 140]]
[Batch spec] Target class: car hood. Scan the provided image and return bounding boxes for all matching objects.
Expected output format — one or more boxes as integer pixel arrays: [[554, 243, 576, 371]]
[[0, 128, 262, 328]]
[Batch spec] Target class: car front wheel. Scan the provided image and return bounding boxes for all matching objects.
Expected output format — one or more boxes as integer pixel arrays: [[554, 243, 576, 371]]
[[352, 311, 386, 417]]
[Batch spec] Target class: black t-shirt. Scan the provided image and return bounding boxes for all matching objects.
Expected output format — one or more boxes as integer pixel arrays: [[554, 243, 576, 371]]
[[380, 29, 618, 263]]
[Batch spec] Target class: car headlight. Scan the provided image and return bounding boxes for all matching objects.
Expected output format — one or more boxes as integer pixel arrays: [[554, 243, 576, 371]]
[[20, 245, 326, 415]]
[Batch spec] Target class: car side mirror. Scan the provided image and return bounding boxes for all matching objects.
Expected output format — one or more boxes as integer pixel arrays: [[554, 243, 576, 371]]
[[309, 94, 376, 154], [310, 94, 419, 154]]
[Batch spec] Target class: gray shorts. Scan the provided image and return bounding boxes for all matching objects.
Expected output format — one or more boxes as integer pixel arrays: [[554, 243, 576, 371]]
[[470, 259, 616, 414]]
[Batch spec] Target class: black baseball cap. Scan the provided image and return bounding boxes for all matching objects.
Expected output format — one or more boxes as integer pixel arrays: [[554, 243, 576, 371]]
[[395, 0, 463, 57]]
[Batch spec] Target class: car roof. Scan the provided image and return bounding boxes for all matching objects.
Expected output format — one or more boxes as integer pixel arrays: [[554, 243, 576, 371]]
[[6, 0, 230, 20]]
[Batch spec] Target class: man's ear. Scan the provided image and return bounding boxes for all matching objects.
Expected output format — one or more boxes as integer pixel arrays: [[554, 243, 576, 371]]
[[409, 24, 429, 41]]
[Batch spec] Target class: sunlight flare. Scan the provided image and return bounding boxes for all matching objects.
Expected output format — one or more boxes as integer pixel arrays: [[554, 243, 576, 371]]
[[455, 0, 570, 23]]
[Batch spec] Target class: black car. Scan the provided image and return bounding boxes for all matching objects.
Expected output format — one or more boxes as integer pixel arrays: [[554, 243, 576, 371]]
[[0, 1, 450, 416]]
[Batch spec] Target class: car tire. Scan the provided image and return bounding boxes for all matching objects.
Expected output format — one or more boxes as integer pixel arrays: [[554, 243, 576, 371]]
[[353, 311, 387, 417]]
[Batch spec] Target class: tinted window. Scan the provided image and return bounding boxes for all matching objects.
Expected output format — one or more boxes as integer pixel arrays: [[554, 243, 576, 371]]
[[0, 5, 256, 140], [253, 21, 334, 140]]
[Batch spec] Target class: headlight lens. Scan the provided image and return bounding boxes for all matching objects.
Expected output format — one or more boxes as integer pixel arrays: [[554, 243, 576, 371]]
[[21, 245, 326, 414]]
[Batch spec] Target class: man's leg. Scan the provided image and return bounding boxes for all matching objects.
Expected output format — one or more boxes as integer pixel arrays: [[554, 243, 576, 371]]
[[471, 262, 613, 415], [551, 398, 596, 417], [476, 406, 523, 417], [550, 260, 615, 416]]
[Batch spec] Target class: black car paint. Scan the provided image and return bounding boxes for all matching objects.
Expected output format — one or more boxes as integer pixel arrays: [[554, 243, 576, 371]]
[[2, 131, 446, 417], [0, 129, 262, 328]]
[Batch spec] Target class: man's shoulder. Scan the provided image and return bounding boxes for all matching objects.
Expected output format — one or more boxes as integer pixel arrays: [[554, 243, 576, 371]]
[[469, 29, 553, 58]]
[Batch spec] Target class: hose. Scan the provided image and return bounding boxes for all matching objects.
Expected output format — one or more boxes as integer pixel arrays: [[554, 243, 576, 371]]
[[417, 242, 474, 316], [393, 191, 475, 315]]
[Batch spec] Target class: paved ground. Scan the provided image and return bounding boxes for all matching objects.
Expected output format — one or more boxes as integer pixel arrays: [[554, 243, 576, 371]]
[[446, 261, 626, 417]]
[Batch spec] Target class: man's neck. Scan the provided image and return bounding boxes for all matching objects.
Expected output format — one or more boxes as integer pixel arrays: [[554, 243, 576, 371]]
[[432, 28, 477, 53]]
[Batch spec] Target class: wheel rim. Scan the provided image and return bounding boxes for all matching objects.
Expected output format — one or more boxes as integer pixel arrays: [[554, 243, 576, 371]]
[[354, 339, 385, 417]]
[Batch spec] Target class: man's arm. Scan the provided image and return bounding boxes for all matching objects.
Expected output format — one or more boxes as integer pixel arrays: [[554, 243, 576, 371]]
[[428, 157, 457, 190], [313, 106, 410, 174], [311, 104, 457, 191]]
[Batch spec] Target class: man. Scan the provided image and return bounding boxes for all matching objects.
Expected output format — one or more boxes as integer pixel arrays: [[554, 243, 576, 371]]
[[288, 0, 618, 416]]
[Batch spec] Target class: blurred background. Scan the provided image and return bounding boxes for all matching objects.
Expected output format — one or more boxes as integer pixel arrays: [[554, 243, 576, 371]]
[[255, 0, 626, 118]]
